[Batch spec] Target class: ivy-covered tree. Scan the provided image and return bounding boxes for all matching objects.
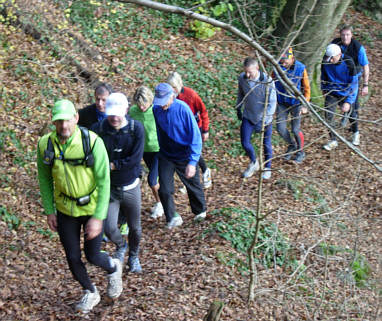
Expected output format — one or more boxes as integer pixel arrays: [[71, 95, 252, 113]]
[[272, 0, 352, 74]]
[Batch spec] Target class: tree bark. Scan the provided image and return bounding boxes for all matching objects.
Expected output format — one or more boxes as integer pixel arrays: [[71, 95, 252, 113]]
[[273, 0, 352, 74], [203, 301, 224, 321]]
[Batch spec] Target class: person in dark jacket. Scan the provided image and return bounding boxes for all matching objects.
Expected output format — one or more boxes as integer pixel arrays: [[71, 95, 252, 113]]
[[91, 93, 144, 273], [79, 83, 113, 129], [274, 47, 310, 163], [331, 25, 370, 145], [236, 57, 277, 179], [80, 83, 130, 237], [321, 44, 358, 151]]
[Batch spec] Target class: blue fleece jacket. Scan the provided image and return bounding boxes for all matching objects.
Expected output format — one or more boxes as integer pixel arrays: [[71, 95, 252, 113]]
[[274, 60, 305, 106], [153, 99, 202, 166], [321, 54, 359, 104]]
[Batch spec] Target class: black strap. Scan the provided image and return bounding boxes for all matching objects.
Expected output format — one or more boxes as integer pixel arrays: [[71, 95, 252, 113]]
[[342, 54, 357, 77], [79, 126, 94, 167], [60, 186, 96, 203], [43, 137, 55, 166], [259, 71, 265, 82], [44, 127, 94, 167]]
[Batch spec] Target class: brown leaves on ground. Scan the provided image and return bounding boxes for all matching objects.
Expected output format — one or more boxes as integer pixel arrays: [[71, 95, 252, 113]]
[[0, 1, 381, 320]]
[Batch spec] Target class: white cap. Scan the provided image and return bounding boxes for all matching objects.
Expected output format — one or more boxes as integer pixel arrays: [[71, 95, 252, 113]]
[[325, 44, 341, 62], [106, 93, 129, 117]]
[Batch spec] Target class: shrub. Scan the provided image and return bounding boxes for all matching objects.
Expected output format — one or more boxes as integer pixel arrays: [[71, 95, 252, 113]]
[[203, 207, 291, 270]]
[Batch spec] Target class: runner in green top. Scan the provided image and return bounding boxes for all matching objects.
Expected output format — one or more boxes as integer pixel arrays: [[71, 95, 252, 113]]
[[129, 86, 164, 219], [36, 99, 123, 313]]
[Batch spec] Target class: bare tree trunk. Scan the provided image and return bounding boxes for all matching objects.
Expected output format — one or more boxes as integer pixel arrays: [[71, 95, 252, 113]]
[[247, 82, 270, 302], [273, 0, 352, 74]]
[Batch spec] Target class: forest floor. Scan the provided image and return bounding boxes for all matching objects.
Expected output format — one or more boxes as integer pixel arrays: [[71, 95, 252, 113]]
[[0, 2, 381, 320]]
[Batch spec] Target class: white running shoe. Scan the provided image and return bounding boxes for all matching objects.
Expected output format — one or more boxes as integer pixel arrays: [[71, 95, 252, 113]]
[[107, 258, 123, 299], [352, 131, 360, 146], [323, 140, 338, 151], [242, 159, 259, 178], [75, 287, 100, 313], [194, 211, 207, 221], [202, 168, 212, 189], [167, 215, 183, 229], [262, 169, 272, 180], [151, 202, 164, 219]]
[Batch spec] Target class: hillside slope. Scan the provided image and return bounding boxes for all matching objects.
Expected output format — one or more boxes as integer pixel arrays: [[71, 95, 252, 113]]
[[0, 1, 381, 320]]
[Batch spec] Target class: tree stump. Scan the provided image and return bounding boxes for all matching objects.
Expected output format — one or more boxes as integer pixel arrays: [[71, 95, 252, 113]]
[[203, 301, 224, 321]]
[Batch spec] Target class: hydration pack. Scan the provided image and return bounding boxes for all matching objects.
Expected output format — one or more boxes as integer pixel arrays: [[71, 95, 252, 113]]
[[43, 126, 95, 167]]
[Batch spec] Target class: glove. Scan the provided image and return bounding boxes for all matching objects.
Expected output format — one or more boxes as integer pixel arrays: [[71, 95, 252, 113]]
[[236, 108, 243, 121]]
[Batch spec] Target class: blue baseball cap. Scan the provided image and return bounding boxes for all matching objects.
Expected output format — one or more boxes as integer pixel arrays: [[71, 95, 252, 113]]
[[153, 83, 174, 106]]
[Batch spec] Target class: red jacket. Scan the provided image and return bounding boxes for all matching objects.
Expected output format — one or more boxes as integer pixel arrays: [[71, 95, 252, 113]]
[[177, 87, 209, 133]]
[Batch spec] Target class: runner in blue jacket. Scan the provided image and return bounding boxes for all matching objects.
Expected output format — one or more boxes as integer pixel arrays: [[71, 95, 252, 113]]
[[321, 43, 358, 151], [153, 83, 207, 229], [274, 47, 310, 164], [331, 24, 370, 145]]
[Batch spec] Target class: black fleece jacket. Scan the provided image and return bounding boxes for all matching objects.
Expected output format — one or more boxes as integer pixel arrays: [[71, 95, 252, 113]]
[[91, 116, 145, 187]]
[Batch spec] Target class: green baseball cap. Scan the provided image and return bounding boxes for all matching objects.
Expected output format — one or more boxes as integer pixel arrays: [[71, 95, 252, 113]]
[[52, 99, 76, 122]]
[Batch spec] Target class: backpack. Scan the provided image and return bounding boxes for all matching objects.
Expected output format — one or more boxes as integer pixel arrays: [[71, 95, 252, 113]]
[[43, 126, 94, 167]]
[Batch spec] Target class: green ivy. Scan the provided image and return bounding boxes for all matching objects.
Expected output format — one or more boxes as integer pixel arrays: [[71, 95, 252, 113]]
[[351, 254, 371, 287], [202, 207, 291, 270], [189, 0, 234, 39], [0, 205, 20, 231]]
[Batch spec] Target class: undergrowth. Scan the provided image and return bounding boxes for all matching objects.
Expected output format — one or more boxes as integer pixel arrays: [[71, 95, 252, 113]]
[[202, 207, 291, 273], [0, 205, 20, 230]]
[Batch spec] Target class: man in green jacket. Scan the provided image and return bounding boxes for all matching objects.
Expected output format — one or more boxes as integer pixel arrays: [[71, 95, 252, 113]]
[[37, 99, 123, 313]]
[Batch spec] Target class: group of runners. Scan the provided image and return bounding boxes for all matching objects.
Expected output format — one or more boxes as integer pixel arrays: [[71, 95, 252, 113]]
[[238, 24, 369, 179], [37, 70, 211, 312], [36, 24, 369, 313]]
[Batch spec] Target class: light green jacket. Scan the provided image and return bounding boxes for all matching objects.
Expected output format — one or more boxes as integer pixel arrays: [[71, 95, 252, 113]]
[[129, 105, 159, 153], [37, 126, 110, 220]]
